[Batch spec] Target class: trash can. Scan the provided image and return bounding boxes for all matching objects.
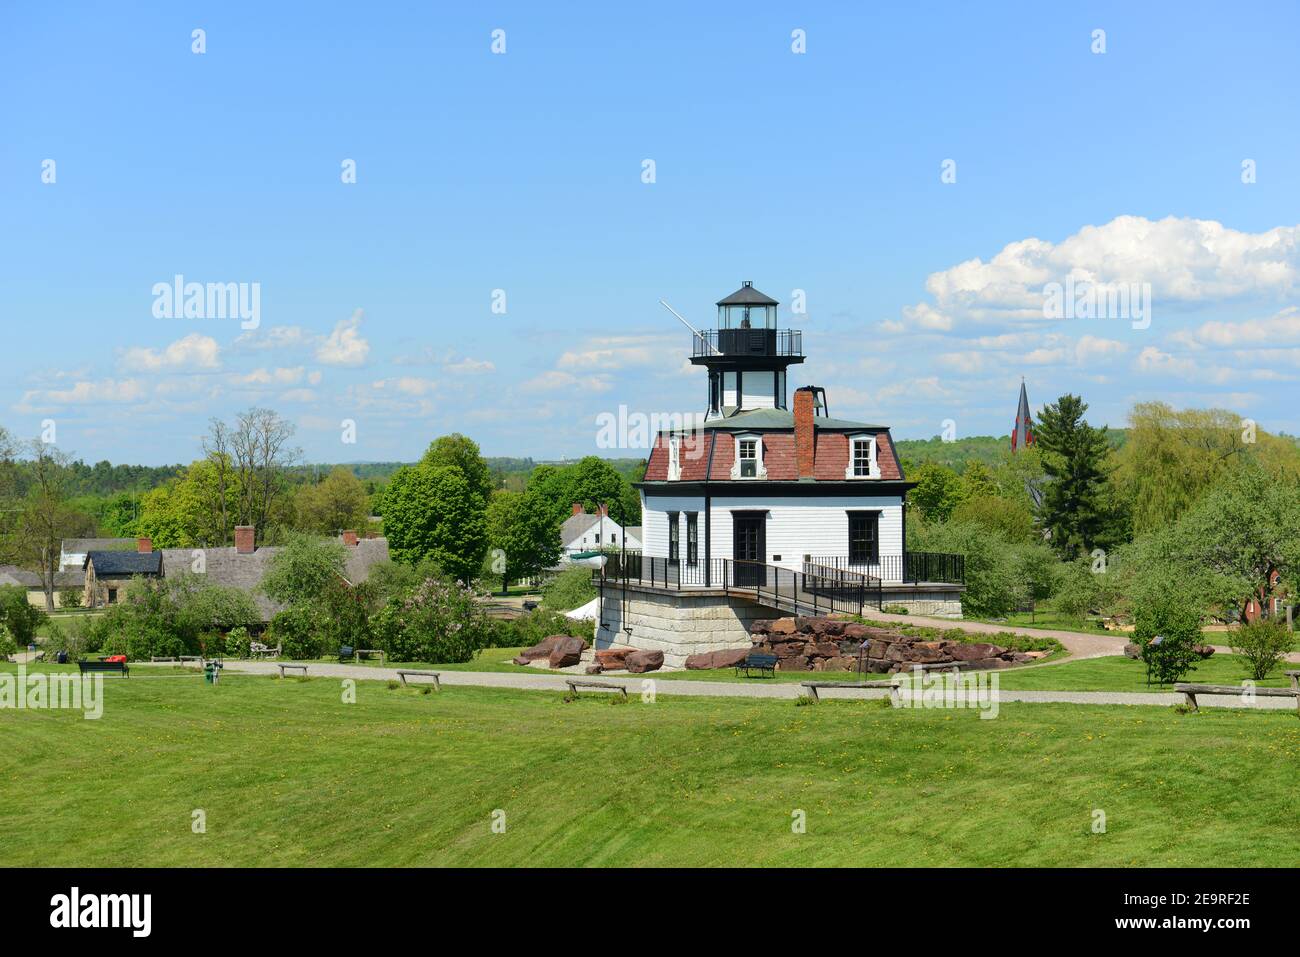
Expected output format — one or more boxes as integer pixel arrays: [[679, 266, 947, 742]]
[[204, 660, 223, 685], [56, 650, 68, 664]]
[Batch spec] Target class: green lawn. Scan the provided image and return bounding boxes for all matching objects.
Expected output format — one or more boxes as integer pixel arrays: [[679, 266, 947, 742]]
[[995, 654, 1296, 691], [972, 610, 1116, 635], [3, 666, 1299, 866]]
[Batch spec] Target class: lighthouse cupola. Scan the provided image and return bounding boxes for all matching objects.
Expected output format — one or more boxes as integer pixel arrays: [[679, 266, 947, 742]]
[[691, 280, 805, 419]]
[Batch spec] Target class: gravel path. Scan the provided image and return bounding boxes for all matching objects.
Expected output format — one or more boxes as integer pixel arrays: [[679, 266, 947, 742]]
[[177, 659, 1299, 710], [866, 610, 1128, 661]]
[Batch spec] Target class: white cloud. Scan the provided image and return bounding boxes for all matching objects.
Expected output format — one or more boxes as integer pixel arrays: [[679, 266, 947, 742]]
[[119, 333, 221, 372], [235, 325, 312, 351], [1075, 335, 1127, 364], [445, 357, 495, 374], [903, 215, 1300, 329], [232, 366, 306, 387], [1179, 306, 1300, 347], [394, 377, 439, 396], [316, 310, 371, 367], [25, 378, 146, 406], [521, 370, 612, 393], [1135, 346, 1197, 376]]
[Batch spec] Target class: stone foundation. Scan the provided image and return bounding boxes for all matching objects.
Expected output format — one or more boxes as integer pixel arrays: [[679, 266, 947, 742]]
[[594, 588, 770, 669], [879, 586, 964, 619]]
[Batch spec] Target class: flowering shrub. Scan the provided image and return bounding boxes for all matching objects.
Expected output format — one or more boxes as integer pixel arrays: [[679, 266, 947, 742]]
[[373, 578, 492, 663]]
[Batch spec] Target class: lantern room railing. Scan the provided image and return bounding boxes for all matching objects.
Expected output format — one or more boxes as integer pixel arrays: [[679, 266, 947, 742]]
[[692, 328, 803, 358]]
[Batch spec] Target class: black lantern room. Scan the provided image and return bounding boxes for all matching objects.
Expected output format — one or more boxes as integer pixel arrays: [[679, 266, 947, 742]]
[[690, 281, 805, 417]]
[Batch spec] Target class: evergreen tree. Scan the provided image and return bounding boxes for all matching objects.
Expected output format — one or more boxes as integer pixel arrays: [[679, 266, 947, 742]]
[[1034, 394, 1113, 557]]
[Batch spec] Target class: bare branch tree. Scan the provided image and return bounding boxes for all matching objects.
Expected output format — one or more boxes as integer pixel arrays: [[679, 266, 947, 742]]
[[228, 408, 300, 544]]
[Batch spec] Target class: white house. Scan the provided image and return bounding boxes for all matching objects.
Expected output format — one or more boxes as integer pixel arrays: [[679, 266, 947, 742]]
[[560, 504, 641, 556]]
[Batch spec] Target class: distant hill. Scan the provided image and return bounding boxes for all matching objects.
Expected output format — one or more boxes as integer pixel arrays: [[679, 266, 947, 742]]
[[895, 429, 1127, 473]]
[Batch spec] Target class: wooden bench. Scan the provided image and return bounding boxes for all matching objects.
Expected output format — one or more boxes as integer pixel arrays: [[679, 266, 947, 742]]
[[250, 642, 281, 659], [78, 659, 129, 677], [801, 679, 897, 703], [564, 679, 628, 700], [338, 646, 355, 663], [150, 656, 179, 663], [277, 663, 309, 678], [1175, 682, 1300, 712], [1287, 670, 1299, 693], [396, 670, 441, 690], [735, 652, 778, 678], [357, 649, 385, 664]]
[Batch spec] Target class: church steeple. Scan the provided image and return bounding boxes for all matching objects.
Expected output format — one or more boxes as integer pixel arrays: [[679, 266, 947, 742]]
[[1012, 379, 1035, 451], [690, 281, 805, 419]]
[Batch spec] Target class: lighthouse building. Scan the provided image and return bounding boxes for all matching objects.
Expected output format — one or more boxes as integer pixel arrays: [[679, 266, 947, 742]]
[[597, 281, 965, 666]]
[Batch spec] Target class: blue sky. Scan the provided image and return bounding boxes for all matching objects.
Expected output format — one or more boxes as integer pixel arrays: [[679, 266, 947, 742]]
[[2, 1, 1299, 465]]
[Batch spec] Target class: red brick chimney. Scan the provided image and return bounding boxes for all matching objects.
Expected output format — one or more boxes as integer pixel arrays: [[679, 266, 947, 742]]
[[137, 537, 152, 554], [794, 387, 816, 479], [234, 525, 256, 555], [598, 503, 608, 517], [571, 503, 584, 516], [342, 530, 359, 547]]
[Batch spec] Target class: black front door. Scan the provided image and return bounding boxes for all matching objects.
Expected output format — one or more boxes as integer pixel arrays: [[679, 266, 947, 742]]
[[733, 513, 766, 587]]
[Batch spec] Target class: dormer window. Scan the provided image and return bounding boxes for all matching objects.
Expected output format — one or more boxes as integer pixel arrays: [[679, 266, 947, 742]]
[[731, 434, 766, 479], [667, 435, 682, 481], [846, 434, 880, 479]]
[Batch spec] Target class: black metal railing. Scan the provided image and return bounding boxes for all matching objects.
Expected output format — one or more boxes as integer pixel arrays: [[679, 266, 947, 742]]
[[691, 328, 803, 359], [595, 550, 878, 617], [804, 551, 966, 585]]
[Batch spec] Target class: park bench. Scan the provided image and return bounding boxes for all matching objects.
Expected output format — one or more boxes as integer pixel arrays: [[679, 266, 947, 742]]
[[564, 679, 628, 700], [338, 645, 355, 663], [396, 670, 441, 690], [277, 663, 309, 678], [179, 655, 203, 665], [522, 600, 539, 612], [150, 656, 179, 663], [734, 652, 778, 678], [250, 642, 281, 659], [78, 659, 129, 677], [1287, 670, 1299, 693], [1175, 682, 1300, 713], [801, 679, 898, 703], [357, 649, 385, 664]]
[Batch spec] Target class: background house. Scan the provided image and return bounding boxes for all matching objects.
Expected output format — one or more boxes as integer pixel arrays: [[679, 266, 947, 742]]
[[78, 528, 390, 621], [560, 503, 639, 556], [0, 565, 84, 609]]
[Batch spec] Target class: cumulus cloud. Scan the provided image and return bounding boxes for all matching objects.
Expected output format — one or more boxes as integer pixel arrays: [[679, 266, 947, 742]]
[[24, 378, 146, 406], [119, 333, 221, 372], [900, 215, 1300, 330], [1177, 306, 1300, 348], [231, 366, 306, 387], [316, 310, 371, 367], [1135, 346, 1198, 376], [521, 370, 612, 393]]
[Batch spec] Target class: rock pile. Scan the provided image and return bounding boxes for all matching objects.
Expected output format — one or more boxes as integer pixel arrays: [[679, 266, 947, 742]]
[[513, 634, 589, 668], [747, 617, 1041, 673]]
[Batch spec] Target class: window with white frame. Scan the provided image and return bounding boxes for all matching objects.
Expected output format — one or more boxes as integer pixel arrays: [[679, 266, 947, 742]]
[[845, 434, 879, 479], [667, 435, 681, 480], [731, 434, 765, 479]]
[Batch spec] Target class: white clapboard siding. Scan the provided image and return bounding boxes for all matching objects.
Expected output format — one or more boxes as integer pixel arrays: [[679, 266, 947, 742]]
[[640, 493, 904, 572], [640, 494, 705, 559], [742, 370, 777, 409]]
